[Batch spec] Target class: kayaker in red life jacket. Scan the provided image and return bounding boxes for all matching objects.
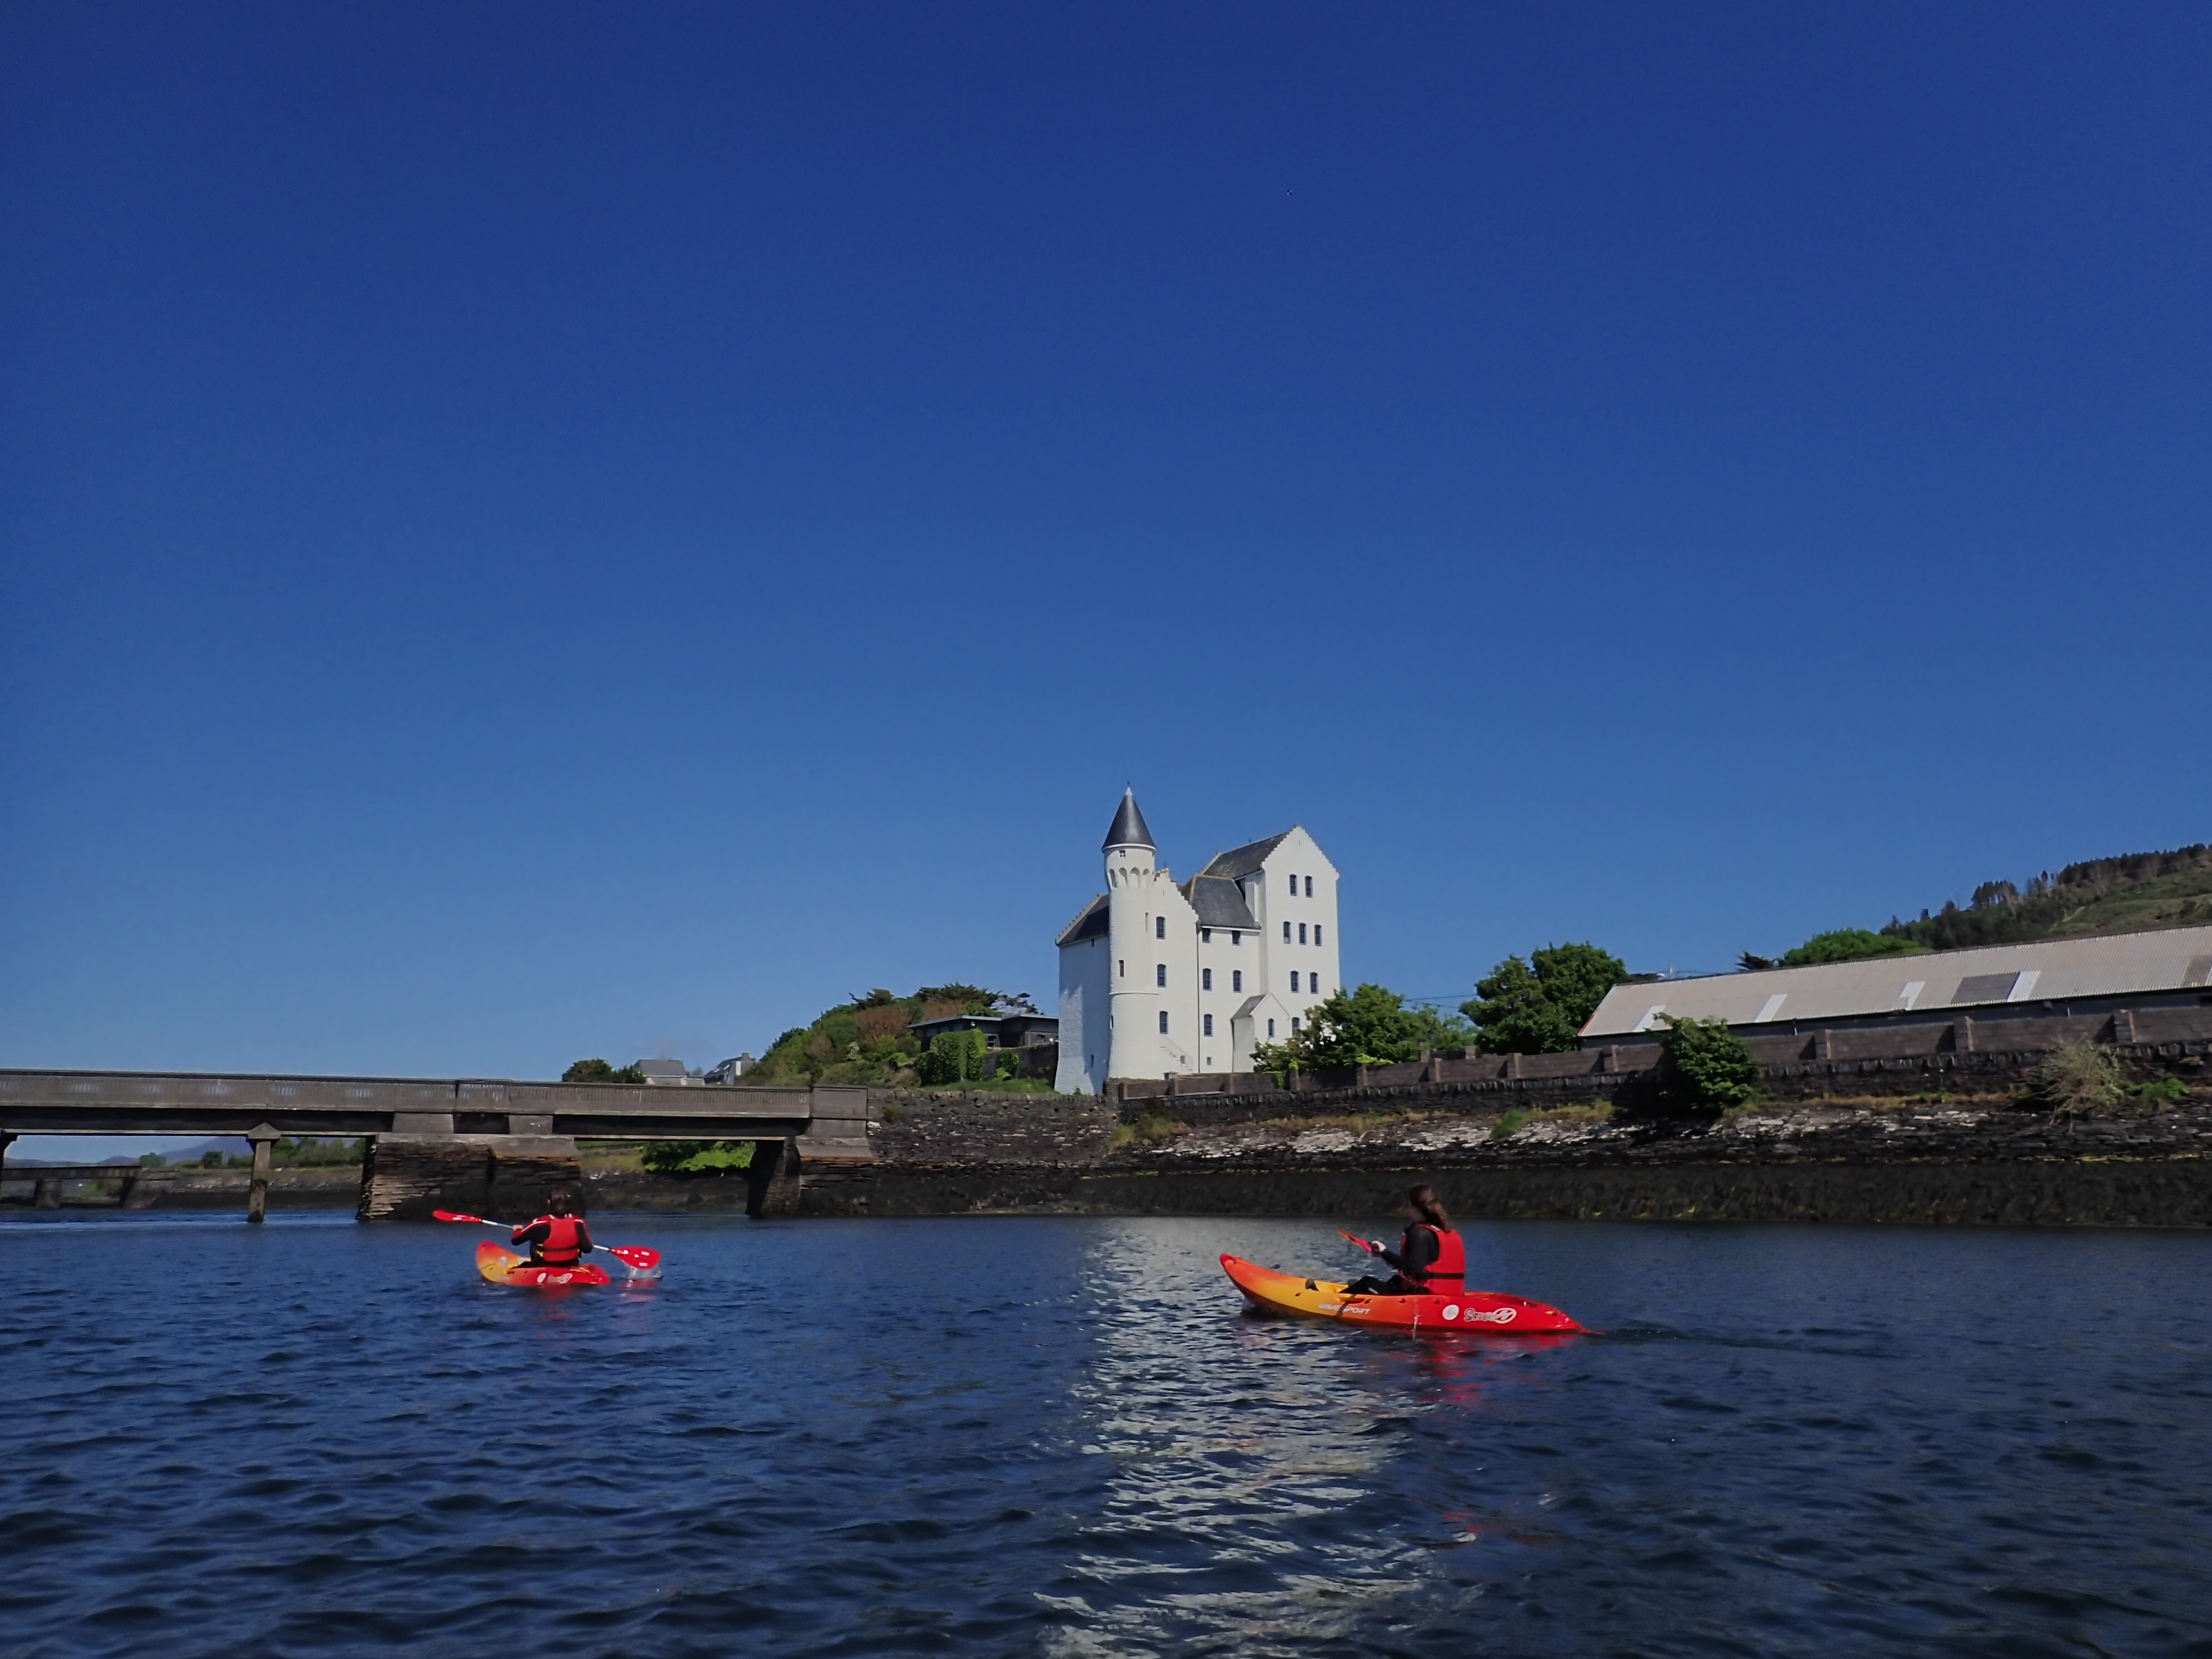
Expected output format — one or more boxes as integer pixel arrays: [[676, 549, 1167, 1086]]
[[1347, 1184, 1466, 1297], [510, 1190, 597, 1267]]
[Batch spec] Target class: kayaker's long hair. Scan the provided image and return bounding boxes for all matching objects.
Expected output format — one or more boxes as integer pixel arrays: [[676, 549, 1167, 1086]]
[[1408, 1184, 1453, 1232]]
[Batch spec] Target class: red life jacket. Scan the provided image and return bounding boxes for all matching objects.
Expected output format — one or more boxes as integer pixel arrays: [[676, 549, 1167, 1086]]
[[531, 1214, 584, 1265], [1407, 1223, 1465, 1290]]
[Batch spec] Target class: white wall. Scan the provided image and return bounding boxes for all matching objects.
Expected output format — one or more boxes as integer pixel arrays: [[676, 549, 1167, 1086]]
[[1056, 934, 1112, 1094]]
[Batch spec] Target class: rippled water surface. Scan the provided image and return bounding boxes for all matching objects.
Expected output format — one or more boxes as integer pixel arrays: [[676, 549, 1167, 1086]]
[[4, 1212, 2210, 1656]]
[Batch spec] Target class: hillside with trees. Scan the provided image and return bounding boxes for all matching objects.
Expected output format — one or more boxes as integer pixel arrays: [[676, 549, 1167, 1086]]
[[742, 984, 1046, 1088], [1743, 841, 2212, 969]]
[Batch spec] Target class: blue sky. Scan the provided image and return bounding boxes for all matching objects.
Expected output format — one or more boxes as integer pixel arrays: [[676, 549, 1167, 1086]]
[[4, 2, 2208, 1098]]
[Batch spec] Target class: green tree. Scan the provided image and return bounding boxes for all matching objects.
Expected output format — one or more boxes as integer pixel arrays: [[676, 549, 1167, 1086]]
[[564, 1057, 646, 1083], [1778, 929, 1926, 968], [640, 1139, 757, 1173], [1462, 943, 1627, 1053], [1251, 983, 1475, 1073], [1648, 1014, 1759, 1117]]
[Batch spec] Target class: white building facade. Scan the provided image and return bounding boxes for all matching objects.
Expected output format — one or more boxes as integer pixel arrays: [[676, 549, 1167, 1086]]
[[1055, 790, 1341, 1093]]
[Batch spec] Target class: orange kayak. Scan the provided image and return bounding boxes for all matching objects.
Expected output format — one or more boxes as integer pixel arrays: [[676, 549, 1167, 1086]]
[[1221, 1253, 1585, 1333], [477, 1240, 614, 1288]]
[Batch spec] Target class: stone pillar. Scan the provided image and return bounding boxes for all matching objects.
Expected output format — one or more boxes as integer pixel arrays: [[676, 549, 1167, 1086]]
[[246, 1123, 282, 1224], [2113, 1009, 2137, 1045], [745, 1136, 803, 1218]]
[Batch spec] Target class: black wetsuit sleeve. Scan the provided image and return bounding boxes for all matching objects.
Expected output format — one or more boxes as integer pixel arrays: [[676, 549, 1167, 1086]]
[[511, 1220, 550, 1245], [1381, 1226, 1439, 1276]]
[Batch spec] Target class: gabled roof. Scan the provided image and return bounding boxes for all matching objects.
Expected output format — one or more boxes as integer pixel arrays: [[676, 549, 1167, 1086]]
[[1180, 874, 1259, 930], [1200, 832, 1290, 880], [1580, 922, 2212, 1036], [1056, 893, 1110, 946], [1103, 789, 1156, 851]]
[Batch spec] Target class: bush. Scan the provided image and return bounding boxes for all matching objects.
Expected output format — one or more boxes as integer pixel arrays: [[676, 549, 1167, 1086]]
[[640, 1140, 757, 1174], [914, 1028, 992, 1086], [564, 1058, 646, 1083], [1253, 983, 1476, 1073], [2029, 1040, 2126, 1118], [1615, 1015, 1759, 1121]]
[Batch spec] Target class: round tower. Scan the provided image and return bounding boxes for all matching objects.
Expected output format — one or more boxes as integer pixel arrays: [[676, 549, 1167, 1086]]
[[1102, 788, 1159, 1084]]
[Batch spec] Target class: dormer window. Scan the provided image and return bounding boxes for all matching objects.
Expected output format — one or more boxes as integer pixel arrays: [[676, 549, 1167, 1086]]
[[1231, 931, 1240, 946], [1201, 928, 1212, 943]]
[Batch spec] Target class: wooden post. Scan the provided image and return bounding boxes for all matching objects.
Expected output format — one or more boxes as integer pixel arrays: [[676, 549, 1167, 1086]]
[[246, 1122, 281, 1224]]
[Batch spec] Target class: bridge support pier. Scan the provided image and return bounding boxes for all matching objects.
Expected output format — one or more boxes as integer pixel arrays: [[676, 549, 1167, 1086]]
[[357, 1134, 585, 1222], [246, 1124, 281, 1224]]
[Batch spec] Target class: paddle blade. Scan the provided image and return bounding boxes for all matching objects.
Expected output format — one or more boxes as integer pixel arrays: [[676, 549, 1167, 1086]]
[[603, 1244, 661, 1270], [434, 1210, 493, 1226], [1337, 1229, 1378, 1253]]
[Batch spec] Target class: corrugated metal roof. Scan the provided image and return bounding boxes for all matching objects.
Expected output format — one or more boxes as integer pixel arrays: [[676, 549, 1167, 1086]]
[[1581, 924, 2212, 1037]]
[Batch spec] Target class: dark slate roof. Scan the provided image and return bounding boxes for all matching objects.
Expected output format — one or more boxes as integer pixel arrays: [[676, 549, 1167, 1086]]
[[1199, 831, 1290, 880], [1102, 789, 1156, 851], [1180, 874, 1260, 930], [1056, 893, 1110, 946]]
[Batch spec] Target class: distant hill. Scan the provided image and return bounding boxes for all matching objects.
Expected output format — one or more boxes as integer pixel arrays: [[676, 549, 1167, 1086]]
[[1880, 842, 2212, 952], [1745, 841, 2212, 969]]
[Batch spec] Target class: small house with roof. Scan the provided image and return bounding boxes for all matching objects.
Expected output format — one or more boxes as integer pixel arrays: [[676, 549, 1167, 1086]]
[[1055, 790, 1341, 1092]]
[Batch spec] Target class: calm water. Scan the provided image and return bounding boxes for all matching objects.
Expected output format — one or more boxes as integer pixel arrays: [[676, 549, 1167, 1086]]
[[3, 1212, 2209, 1657]]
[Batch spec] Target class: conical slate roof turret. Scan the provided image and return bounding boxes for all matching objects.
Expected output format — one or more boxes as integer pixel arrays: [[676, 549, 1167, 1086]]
[[1102, 788, 1156, 851]]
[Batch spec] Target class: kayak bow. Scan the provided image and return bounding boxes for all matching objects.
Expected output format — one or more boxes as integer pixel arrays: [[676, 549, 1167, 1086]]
[[1221, 1253, 1585, 1333]]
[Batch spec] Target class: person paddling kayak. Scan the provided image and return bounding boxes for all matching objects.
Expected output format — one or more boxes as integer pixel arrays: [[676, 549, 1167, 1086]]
[[1347, 1184, 1465, 1296], [510, 1190, 597, 1269]]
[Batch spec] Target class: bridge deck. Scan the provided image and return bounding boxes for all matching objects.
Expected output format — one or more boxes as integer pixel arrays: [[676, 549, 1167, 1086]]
[[0, 1070, 825, 1140]]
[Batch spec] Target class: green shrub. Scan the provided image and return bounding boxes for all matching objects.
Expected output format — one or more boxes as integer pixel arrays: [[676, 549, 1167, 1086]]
[[1490, 1109, 1528, 1141], [640, 1139, 757, 1173], [2133, 1073, 2190, 1107], [1778, 930, 1927, 968], [915, 1028, 992, 1086], [1623, 1015, 1759, 1119]]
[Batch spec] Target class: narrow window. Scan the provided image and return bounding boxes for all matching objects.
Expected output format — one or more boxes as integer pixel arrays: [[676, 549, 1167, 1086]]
[[1267, 1019, 1276, 1037], [1156, 964, 1167, 988], [1305, 876, 1313, 898], [1288, 873, 1297, 895], [1283, 921, 1291, 942], [1314, 925, 1323, 947], [1201, 927, 1212, 944], [1202, 968, 1213, 990], [1118, 959, 1125, 978], [1157, 1010, 1168, 1034], [1203, 1013, 1214, 1037], [1231, 931, 1240, 946], [1298, 922, 1307, 945], [1291, 971, 1301, 992], [1291, 1016, 1302, 1033], [1155, 916, 1165, 940], [1232, 970, 1243, 992]]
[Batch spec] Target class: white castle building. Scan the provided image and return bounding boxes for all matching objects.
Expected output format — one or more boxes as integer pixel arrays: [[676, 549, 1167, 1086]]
[[1055, 790, 1341, 1093]]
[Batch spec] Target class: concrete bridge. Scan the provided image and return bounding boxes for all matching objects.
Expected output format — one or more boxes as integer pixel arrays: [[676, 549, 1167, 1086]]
[[0, 1070, 874, 1222]]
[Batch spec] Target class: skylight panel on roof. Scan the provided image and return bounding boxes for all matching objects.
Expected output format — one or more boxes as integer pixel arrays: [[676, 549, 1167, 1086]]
[[1755, 994, 1788, 1022], [1952, 972, 2019, 1006]]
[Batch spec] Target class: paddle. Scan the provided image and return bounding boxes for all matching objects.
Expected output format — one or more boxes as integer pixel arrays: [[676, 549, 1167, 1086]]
[[433, 1209, 661, 1272], [1338, 1228, 1381, 1254]]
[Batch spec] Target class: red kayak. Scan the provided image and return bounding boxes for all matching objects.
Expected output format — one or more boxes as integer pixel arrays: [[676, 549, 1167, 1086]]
[[1222, 1253, 1586, 1333], [478, 1241, 614, 1287]]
